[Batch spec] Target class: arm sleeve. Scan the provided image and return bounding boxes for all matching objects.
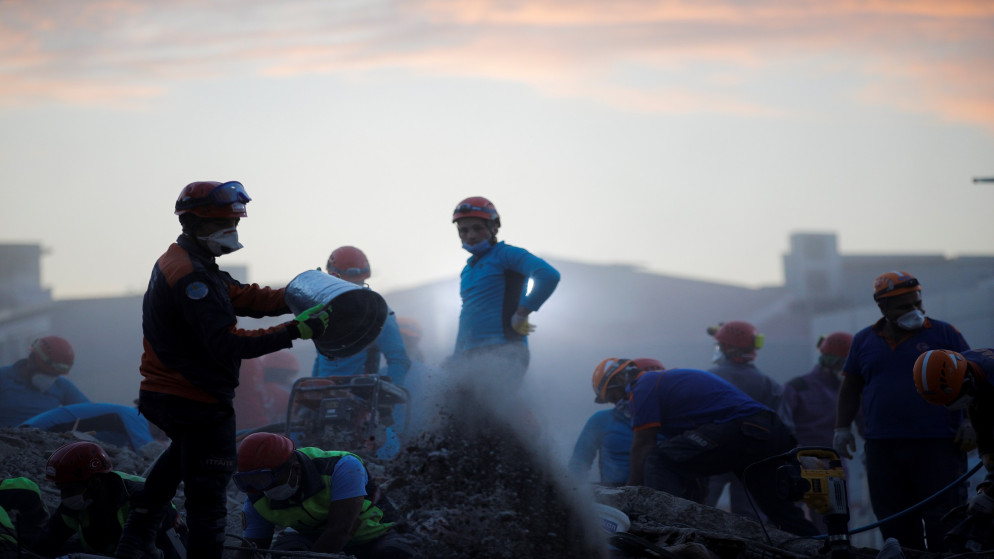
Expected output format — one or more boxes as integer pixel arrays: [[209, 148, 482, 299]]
[[502, 248, 560, 312], [376, 313, 411, 384], [56, 380, 90, 405], [568, 414, 602, 480], [241, 498, 276, 541], [329, 455, 368, 501]]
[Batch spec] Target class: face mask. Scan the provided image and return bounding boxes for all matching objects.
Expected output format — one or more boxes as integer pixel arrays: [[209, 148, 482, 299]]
[[61, 493, 91, 511], [711, 347, 725, 364], [894, 309, 925, 331], [31, 374, 57, 392], [947, 394, 973, 411], [462, 239, 492, 255], [198, 227, 243, 256], [263, 467, 299, 500]]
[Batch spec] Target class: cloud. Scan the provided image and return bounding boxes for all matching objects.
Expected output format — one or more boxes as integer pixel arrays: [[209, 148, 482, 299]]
[[0, 0, 992, 128]]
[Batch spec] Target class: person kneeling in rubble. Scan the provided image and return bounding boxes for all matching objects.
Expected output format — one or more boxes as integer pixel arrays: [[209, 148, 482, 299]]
[[626, 367, 818, 537], [35, 441, 185, 558], [233, 432, 419, 559]]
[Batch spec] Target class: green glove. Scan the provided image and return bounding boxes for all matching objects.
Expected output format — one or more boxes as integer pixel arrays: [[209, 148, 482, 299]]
[[290, 303, 332, 340]]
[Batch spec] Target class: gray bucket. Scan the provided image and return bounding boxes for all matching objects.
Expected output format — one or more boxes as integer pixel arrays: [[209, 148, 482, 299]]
[[285, 269, 388, 359]]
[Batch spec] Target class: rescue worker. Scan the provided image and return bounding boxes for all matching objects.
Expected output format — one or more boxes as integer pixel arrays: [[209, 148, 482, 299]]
[[704, 321, 789, 518], [116, 180, 334, 559], [21, 402, 158, 453], [569, 358, 664, 486], [447, 196, 560, 391], [233, 432, 418, 558], [0, 336, 89, 426], [312, 246, 412, 387], [38, 441, 184, 557], [260, 350, 300, 424], [914, 349, 994, 536], [784, 332, 855, 449], [834, 271, 970, 551], [627, 366, 818, 536], [0, 476, 48, 551]]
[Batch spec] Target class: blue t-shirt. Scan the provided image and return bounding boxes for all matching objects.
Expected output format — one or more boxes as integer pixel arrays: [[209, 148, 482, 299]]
[[568, 404, 633, 485], [844, 317, 968, 439], [241, 454, 367, 540], [0, 362, 90, 427], [312, 312, 411, 385], [20, 403, 154, 450], [629, 369, 768, 438], [456, 241, 560, 353]]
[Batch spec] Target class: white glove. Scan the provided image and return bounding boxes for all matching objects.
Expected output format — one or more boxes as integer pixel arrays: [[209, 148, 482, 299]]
[[968, 490, 994, 516], [833, 427, 857, 460], [510, 312, 535, 336], [956, 420, 978, 452]]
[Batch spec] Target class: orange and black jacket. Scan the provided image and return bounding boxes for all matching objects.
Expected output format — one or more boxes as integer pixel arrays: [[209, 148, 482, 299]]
[[140, 235, 294, 404]]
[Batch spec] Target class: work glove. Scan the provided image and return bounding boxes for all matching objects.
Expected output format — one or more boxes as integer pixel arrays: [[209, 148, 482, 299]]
[[968, 490, 994, 517], [510, 312, 535, 336], [833, 426, 857, 460], [288, 303, 332, 340], [956, 420, 978, 452]]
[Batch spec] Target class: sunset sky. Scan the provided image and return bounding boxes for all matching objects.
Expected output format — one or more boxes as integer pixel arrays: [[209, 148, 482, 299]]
[[2, 0, 992, 299]]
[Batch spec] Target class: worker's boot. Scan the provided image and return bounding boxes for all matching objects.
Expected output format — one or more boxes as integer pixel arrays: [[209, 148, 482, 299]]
[[115, 505, 165, 559]]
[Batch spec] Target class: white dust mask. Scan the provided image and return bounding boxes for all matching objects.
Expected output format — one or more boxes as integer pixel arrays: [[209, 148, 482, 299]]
[[31, 374, 57, 392], [895, 309, 925, 331], [264, 479, 298, 500], [947, 394, 973, 411], [198, 227, 243, 256], [61, 493, 91, 511]]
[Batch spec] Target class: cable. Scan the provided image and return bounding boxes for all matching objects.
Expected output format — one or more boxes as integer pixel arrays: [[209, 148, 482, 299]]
[[847, 459, 984, 535]]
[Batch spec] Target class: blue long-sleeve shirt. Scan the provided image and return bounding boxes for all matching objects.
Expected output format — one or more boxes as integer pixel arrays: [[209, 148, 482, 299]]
[[312, 312, 411, 385], [456, 241, 560, 353], [568, 403, 633, 485], [0, 361, 90, 427]]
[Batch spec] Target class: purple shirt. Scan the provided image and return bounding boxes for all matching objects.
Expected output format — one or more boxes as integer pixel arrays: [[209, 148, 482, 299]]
[[784, 365, 843, 448]]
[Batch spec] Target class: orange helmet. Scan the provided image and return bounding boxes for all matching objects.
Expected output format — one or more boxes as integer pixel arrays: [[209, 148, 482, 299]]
[[817, 332, 853, 358], [174, 180, 250, 218], [326, 246, 371, 282], [452, 196, 500, 227], [591, 358, 642, 403], [261, 350, 300, 374], [872, 271, 921, 302], [29, 336, 75, 375], [46, 442, 113, 484], [237, 432, 295, 472], [914, 349, 969, 406]]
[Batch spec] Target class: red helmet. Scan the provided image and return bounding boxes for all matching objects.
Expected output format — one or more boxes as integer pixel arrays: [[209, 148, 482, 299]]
[[872, 270, 921, 302], [633, 358, 665, 372], [396, 316, 423, 344], [914, 349, 969, 406], [326, 246, 371, 282], [46, 442, 113, 484], [29, 336, 75, 375], [261, 350, 300, 374], [174, 180, 250, 218], [817, 332, 853, 358], [452, 196, 500, 227], [710, 321, 763, 350], [591, 358, 642, 403], [237, 433, 295, 472]]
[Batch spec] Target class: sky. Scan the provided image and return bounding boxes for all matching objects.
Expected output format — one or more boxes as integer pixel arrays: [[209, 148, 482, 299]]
[[2, 0, 993, 300]]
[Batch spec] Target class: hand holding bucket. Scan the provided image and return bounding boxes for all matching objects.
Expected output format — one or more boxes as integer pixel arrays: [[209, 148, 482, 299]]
[[285, 270, 388, 358]]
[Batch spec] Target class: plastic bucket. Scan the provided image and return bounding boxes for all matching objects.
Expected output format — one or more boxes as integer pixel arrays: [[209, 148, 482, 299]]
[[285, 270, 388, 359], [594, 504, 630, 535]]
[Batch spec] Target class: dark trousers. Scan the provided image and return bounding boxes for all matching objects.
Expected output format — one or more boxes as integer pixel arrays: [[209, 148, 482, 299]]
[[865, 438, 967, 552], [645, 410, 818, 536], [448, 342, 530, 391], [136, 391, 236, 559]]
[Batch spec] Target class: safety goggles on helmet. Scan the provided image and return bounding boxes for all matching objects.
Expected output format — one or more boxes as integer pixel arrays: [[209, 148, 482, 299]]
[[873, 277, 919, 301], [453, 203, 498, 219], [176, 181, 251, 212], [232, 461, 290, 493], [334, 266, 371, 277]]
